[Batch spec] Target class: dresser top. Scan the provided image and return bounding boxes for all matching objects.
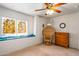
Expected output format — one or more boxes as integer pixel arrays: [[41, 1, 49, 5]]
[[55, 32, 69, 34]]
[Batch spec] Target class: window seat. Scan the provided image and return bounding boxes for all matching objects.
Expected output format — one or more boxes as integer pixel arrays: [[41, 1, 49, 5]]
[[0, 34, 35, 41]]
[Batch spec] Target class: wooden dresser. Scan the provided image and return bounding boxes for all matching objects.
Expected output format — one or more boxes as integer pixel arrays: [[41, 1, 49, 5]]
[[55, 32, 69, 48]]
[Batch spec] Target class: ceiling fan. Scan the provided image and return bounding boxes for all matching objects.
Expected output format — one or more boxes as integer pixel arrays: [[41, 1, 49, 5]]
[[35, 3, 66, 15]]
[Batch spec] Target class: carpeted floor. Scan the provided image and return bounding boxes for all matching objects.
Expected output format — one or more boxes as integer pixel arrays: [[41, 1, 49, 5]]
[[5, 44, 79, 56]]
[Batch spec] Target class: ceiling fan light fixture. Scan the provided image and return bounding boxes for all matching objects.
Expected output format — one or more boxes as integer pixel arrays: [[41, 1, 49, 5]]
[[46, 10, 54, 15]]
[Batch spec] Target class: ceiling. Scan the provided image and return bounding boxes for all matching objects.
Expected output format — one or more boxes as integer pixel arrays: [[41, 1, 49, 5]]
[[0, 3, 79, 18]]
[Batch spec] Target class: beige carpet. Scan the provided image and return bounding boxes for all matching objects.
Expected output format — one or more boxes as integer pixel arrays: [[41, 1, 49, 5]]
[[5, 44, 79, 56]]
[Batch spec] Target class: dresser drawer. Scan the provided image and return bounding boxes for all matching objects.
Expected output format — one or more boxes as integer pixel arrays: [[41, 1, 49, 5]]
[[56, 38, 68, 43], [55, 36, 68, 39], [55, 32, 69, 36], [55, 34, 69, 36]]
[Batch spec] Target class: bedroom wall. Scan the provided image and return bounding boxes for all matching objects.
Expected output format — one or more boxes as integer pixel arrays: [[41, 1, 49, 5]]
[[0, 6, 49, 55], [50, 12, 79, 49]]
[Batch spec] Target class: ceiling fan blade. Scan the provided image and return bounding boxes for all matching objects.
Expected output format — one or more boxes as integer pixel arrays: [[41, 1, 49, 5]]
[[51, 8, 61, 13], [44, 3, 50, 6], [44, 3, 52, 9], [53, 3, 66, 7], [49, 6, 61, 13], [53, 9, 61, 13], [35, 8, 46, 11]]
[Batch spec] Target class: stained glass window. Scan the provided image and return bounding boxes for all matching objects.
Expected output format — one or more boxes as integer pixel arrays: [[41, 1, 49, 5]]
[[18, 21, 26, 33], [3, 17, 15, 34]]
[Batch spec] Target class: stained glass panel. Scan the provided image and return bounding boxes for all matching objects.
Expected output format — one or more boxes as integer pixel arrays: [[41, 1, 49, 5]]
[[18, 21, 26, 33], [3, 17, 15, 34]]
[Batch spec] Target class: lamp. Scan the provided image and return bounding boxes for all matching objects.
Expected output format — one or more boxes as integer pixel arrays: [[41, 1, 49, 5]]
[[46, 10, 54, 15]]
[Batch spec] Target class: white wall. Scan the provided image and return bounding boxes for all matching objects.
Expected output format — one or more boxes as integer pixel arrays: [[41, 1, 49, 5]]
[[50, 12, 79, 49], [0, 6, 49, 55], [35, 16, 49, 43]]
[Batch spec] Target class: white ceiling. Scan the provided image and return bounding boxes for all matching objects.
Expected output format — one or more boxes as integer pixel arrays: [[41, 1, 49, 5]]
[[0, 3, 79, 18]]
